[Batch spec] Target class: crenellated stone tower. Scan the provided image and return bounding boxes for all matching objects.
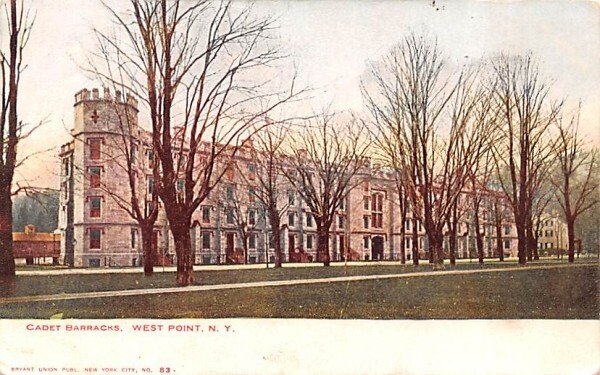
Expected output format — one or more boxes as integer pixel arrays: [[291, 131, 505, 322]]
[[59, 87, 153, 267]]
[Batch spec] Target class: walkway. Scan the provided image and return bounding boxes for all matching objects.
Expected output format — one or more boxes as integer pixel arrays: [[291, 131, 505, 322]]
[[2, 262, 595, 305], [15, 256, 570, 276]]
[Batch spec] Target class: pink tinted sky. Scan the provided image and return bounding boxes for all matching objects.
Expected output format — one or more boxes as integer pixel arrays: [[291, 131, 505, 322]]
[[7, 0, 599, 190]]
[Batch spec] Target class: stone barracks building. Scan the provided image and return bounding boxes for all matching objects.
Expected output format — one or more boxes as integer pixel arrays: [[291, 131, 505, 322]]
[[58, 88, 519, 267]]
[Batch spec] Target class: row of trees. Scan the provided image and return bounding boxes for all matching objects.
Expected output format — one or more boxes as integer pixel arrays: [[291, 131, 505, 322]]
[[364, 33, 598, 269], [1, 0, 597, 287]]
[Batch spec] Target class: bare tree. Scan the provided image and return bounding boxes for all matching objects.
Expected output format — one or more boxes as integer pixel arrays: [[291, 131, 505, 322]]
[[552, 106, 599, 262], [283, 113, 369, 266], [241, 127, 289, 267], [489, 53, 561, 264], [0, 0, 34, 277], [362, 33, 492, 269], [96, 0, 303, 286]]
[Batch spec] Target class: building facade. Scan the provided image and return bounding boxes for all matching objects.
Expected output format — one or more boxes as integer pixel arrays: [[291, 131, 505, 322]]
[[59, 88, 519, 267]]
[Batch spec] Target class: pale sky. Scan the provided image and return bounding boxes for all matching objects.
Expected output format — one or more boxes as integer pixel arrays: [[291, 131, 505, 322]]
[[7, 0, 600, 190]]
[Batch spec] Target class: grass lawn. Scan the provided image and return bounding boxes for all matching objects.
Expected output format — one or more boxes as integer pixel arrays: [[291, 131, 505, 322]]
[[1, 258, 574, 298], [1, 265, 597, 319]]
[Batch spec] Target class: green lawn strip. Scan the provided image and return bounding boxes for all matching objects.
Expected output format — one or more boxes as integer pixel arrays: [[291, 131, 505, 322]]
[[1, 266, 596, 319], [2, 259, 573, 298]]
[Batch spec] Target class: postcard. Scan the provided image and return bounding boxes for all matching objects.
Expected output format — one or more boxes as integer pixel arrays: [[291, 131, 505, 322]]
[[0, 1, 598, 374]]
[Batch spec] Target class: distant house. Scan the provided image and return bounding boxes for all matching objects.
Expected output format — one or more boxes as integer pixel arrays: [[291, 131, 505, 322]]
[[13, 224, 60, 265]]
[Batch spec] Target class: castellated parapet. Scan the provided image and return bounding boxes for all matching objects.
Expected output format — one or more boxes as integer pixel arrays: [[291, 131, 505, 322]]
[[74, 87, 139, 110]]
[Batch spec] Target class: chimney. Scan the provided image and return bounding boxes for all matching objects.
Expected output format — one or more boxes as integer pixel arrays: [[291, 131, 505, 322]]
[[92, 88, 99, 100], [104, 87, 111, 100]]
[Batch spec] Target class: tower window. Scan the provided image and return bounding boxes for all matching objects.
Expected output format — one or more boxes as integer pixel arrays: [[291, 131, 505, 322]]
[[89, 196, 102, 218], [89, 167, 101, 188], [89, 138, 102, 160], [90, 229, 101, 249]]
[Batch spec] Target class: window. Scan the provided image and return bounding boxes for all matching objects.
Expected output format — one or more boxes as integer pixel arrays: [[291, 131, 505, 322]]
[[363, 215, 370, 229], [363, 236, 370, 249], [202, 206, 211, 223], [268, 233, 275, 249], [307, 234, 314, 249], [371, 213, 383, 228], [131, 144, 138, 164], [404, 219, 411, 231], [405, 237, 411, 249], [62, 181, 68, 200], [364, 196, 370, 210], [146, 149, 154, 169], [248, 209, 256, 226], [131, 229, 137, 249], [546, 242, 552, 249], [88, 259, 100, 267], [90, 229, 101, 249], [226, 185, 235, 201], [176, 179, 184, 201], [306, 213, 313, 227], [248, 164, 256, 180], [288, 191, 295, 206], [226, 208, 235, 225], [147, 177, 154, 195], [418, 220, 423, 232], [545, 230, 554, 237], [504, 239, 510, 249], [249, 233, 257, 249], [202, 232, 211, 249], [248, 187, 255, 203], [338, 215, 345, 229], [288, 212, 295, 227], [89, 167, 101, 188], [62, 158, 70, 176], [504, 225, 510, 235], [89, 138, 102, 160], [371, 193, 383, 228], [145, 201, 155, 217], [338, 199, 345, 210], [89, 196, 102, 217]]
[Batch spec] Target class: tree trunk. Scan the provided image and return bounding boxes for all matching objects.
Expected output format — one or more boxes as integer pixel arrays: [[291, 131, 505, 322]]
[[449, 225, 457, 266], [269, 212, 283, 268], [533, 235, 540, 260], [140, 224, 155, 276], [567, 219, 575, 263], [496, 221, 504, 262], [316, 222, 330, 266], [516, 220, 527, 264], [431, 231, 445, 270], [526, 218, 534, 261], [412, 219, 419, 266], [474, 212, 484, 264], [171, 222, 194, 286], [0, 193, 15, 277], [399, 232, 406, 264]]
